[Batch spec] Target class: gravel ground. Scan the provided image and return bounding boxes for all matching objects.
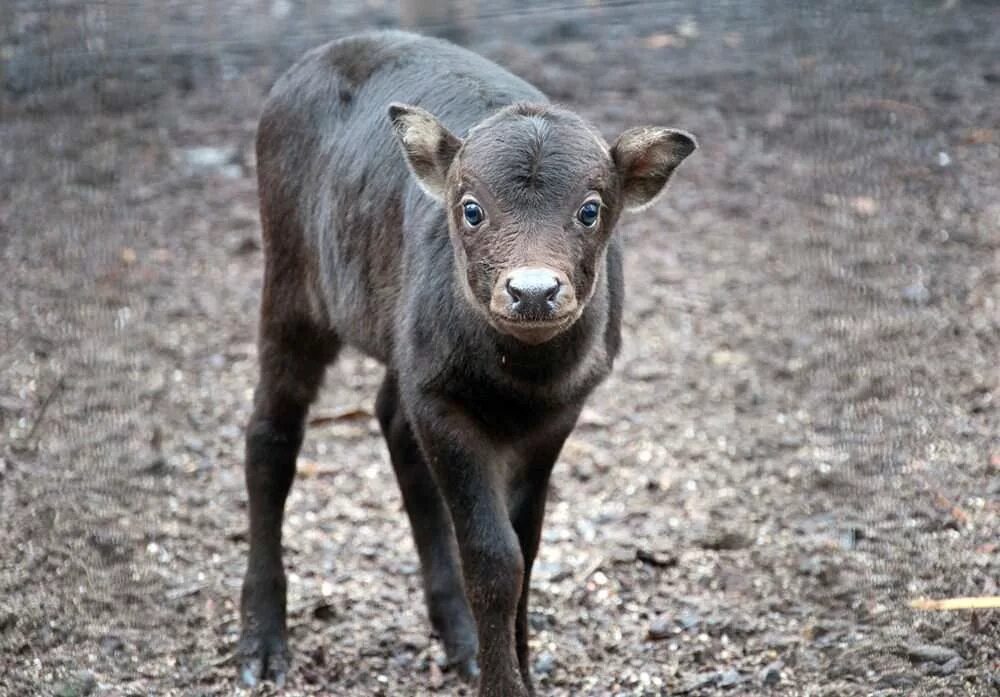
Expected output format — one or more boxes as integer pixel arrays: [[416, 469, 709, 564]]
[[1, 2, 998, 696]]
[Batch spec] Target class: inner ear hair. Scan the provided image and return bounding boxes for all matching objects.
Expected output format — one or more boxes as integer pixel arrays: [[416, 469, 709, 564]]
[[613, 127, 697, 211], [388, 103, 463, 200]]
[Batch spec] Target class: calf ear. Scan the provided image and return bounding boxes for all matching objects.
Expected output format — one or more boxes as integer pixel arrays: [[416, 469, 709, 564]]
[[611, 127, 697, 211], [388, 103, 463, 200]]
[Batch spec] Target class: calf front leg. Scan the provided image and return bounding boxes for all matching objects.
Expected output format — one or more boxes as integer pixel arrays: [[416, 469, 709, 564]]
[[412, 400, 528, 697], [511, 473, 552, 696], [238, 319, 337, 687], [510, 423, 574, 695], [375, 375, 478, 678]]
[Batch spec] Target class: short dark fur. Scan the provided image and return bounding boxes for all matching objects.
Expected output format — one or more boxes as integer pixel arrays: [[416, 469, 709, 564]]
[[239, 30, 695, 696]]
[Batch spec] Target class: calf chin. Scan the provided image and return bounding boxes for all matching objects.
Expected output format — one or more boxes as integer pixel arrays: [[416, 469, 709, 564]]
[[490, 311, 580, 346]]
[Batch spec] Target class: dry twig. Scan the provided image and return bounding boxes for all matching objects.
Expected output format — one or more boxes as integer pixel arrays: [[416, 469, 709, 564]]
[[910, 596, 1000, 611]]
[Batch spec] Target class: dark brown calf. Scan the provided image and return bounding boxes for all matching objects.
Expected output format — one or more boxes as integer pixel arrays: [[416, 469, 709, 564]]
[[238, 30, 696, 696]]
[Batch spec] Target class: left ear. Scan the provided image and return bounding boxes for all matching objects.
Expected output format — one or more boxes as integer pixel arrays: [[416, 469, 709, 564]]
[[611, 127, 697, 211]]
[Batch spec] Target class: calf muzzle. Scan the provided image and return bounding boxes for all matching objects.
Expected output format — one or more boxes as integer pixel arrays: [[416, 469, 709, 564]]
[[489, 266, 578, 344]]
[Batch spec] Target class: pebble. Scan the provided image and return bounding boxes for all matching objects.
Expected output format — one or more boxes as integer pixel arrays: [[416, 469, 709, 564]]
[[635, 548, 677, 568], [717, 668, 744, 687], [534, 651, 556, 675], [905, 642, 960, 664], [625, 360, 670, 381], [677, 611, 702, 630], [679, 670, 720, 693], [925, 655, 964, 676], [696, 528, 752, 551], [53, 671, 97, 697], [99, 634, 125, 655], [876, 672, 917, 688], [760, 660, 783, 686], [647, 616, 672, 640], [901, 281, 930, 305], [178, 146, 243, 179]]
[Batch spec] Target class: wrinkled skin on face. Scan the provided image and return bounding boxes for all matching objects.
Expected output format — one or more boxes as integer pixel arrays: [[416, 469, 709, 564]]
[[389, 102, 696, 345]]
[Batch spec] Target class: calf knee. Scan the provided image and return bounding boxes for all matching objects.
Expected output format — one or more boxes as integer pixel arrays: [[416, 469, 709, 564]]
[[245, 417, 305, 496], [246, 417, 304, 456], [464, 538, 524, 617]]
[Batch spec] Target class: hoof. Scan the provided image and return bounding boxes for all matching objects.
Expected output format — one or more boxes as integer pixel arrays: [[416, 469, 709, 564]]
[[237, 631, 290, 687], [450, 653, 480, 682]]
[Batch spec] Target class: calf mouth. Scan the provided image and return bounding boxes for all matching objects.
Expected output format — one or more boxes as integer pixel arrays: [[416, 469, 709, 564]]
[[490, 311, 579, 345]]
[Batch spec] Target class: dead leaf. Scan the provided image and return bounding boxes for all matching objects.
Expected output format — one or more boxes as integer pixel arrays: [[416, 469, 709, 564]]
[[961, 128, 994, 145]]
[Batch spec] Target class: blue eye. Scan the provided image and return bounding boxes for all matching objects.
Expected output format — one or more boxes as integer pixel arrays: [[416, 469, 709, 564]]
[[463, 201, 484, 227], [577, 200, 600, 227]]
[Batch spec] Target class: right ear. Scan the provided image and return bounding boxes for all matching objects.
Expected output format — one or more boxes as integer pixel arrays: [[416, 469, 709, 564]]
[[388, 103, 463, 200]]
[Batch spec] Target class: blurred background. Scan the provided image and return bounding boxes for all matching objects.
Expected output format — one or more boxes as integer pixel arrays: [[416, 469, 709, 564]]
[[1, 1, 997, 695]]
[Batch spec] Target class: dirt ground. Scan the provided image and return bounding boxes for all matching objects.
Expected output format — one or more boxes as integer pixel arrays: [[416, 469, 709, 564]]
[[1, 2, 998, 696]]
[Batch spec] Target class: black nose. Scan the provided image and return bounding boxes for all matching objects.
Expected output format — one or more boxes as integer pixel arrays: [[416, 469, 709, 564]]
[[506, 268, 561, 317]]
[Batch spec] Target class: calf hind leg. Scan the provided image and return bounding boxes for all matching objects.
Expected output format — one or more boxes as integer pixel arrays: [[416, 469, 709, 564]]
[[376, 374, 479, 679], [238, 317, 339, 687]]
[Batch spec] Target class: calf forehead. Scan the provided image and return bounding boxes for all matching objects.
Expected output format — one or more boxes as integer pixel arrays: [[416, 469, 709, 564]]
[[461, 109, 611, 203]]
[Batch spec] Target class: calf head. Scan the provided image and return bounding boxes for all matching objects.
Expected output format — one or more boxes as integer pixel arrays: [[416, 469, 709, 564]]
[[389, 102, 696, 345]]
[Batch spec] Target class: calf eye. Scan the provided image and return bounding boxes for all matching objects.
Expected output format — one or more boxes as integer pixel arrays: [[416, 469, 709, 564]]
[[463, 201, 484, 227], [577, 200, 600, 227]]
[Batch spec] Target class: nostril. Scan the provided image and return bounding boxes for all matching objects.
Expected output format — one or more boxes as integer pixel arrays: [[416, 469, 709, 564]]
[[545, 278, 561, 303], [506, 278, 522, 303]]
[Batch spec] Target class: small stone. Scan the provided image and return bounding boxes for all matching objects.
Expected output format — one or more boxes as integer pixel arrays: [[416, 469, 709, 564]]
[[677, 18, 700, 39], [906, 643, 960, 664], [635, 548, 677, 568], [849, 195, 878, 217], [647, 616, 672, 640], [678, 611, 702, 630], [233, 236, 261, 255], [925, 655, 964, 676], [876, 672, 917, 688], [99, 634, 125, 655], [578, 407, 611, 427], [180, 146, 232, 168], [901, 282, 930, 305], [679, 671, 720, 692], [709, 349, 748, 367], [625, 360, 670, 381], [534, 651, 556, 675], [696, 528, 752, 551], [184, 435, 206, 454], [760, 660, 783, 686], [54, 671, 97, 697], [717, 668, 744, 687], [178, 146, 242, 178]]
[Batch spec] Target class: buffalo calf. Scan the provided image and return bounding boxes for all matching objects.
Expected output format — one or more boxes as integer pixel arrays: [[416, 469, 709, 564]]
[[238, 30, 696, 696]]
